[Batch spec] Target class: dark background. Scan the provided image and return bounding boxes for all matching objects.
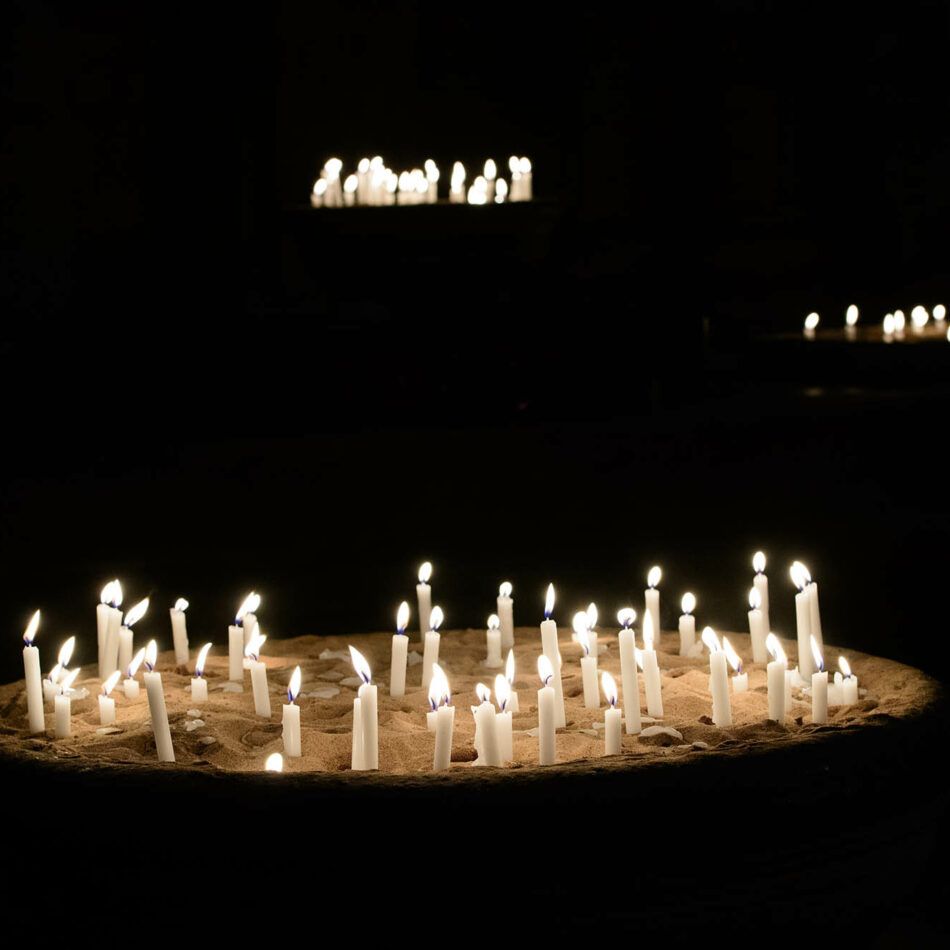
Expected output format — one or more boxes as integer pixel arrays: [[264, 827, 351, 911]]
[[2, 1, 949, 937]]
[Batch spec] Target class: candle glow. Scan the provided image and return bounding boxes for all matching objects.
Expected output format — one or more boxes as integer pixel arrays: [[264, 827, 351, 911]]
[[101, 670, 121, 696], [244, 631, 267, 662], [174, 598, 189, 612], [236, 592, 261, 624], [23, 610, 40, 645], [601, 671, 618, 707], [544, 583, 555, 619], [617, 607, 636, 628], [723, 637, 742, 673], [753, 551, 766, 573], [194, 642, 212, 677], [127, 647, 146, 678], [124, 598, 149, 627], [265, 753, 284, 772], [144, 639, 157, 672], [647, 566, 662, 588]]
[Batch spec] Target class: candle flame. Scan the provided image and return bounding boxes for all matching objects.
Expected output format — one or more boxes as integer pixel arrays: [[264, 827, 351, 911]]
[[194, 642, 212, 677], [499, 581, 513, 598], [495, 179, 508, 203], [537, 654, 554, 686], [642, 610, 655, 651], [174, 597, 189, 612], [753, 551, 766, 573], [723, 636, 742, 673], [810, 635, 824, 672], [60, 667, 80, 694], [58, 636, 76, 668], [144, 639, 157, 672], [484, 158, 497, 180], [680, 592, 696, 615], [343, 173, 358, 194], [701, 626, 721, 652], [429, 605, 444, 631], [324, 157, 342, 178], [23, 609, 40, 645], [838, 656, 853, 679], [487, 614, 500, 631], [846, 305, 859, 327], [749, 587, 762, 610], [617, 607, 636, 628], [934, 304, 946, 321], [112, 580, 123, 607], [882, 313, 895, 334], [349, 645, 372, 684], [544, 583, 555, 619], [451, 162, 465, 190], [127, 646, 146, 678], [100, 581, 114, 605], [911, 305, 928, 328], [508, 155, 519, 173], [804, 312, 820, 330], [101, 670, 121, 697], [647, 566, 662, 588], [766, 632, 787, 665], [124, 597, 149, 628], [48, 663, 62, 684], [396, 600, 410, 634], [789, 561, 811, 591], [236, 592, 260, 622], [586, 602, 598, 629], [358, 157, 370, 173], [313, 178, 327, 197], [265, 752, 284, 773], [601, 670, 618, 707], [505, 649, 515, 684], [418, 561, 433, 584], [287, 665, 302, 703], [244, 631, 267, 661], [572, 610, 591, 638], [475, 682, 491, 703], [494, 674, 510, 711]]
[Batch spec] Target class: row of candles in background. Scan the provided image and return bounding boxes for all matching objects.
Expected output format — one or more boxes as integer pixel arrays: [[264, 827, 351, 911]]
[[309, 155, 533, 208], [803, 302, 947, 339], [18, 553, 861, 773]]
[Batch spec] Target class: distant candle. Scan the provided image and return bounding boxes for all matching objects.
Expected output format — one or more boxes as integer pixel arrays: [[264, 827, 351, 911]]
[[485, 614, 503, 668], [753, 551, 770, 636], [282, 666, 302, 757], [839, 656, 858, 704], [539, 583, 566, 728], [170, 597, 190, 665], [790, 562, 815, 678], [54, 668, 80, 739], [573, 612, 599, 710], [191, 642, 211, 702], [21, 610, 44, 734], [702, 627, 732, 727], [766, 633, 787, 722], [494, 674, 513, 763], [390, 600, 411, 697], [123, 647, 146, 699], [422, 605, 444, 690], [723, 636, 748, 692], [616, 608, 642, 735], [678, 592, 696, 656], [641, 610, 663, 718], [350, 646, 378, 771], [416, 561, 433, 641], [98, 670, 121, 725], [118, 597, 149, 679], [537, 655, 556, 766], [505, 649, 520, 713], [747, 588, 768, 664], [143, 640, 175, 762], [602, 671, 622, 755], [245, 631, 271, 718], [497, 581, 514, 649], [430, 666, 454, 771], [811, 636, 828, 724], [645, 566, 662, 650], [239, 591, 261, 649]]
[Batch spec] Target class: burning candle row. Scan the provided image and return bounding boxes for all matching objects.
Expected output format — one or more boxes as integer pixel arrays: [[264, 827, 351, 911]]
[[803, 302, 946, 338], [310, 155, 533, 208]]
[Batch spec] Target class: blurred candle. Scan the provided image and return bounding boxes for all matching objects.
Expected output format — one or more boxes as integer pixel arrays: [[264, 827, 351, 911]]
[[573, 612, 599, 710], [494, 178, 508, 204], [123, 647, 146, 699], [505, 649, 520, 713], [811, 636, 828, 724], [343, 174, 358, 207], [473, 683, 501, 766], [641, 610, 663, 718], [497, 581, 514, 649], [703, 627, 732, 727], [422, 605, 444, 690], [753, 551, 770, 634], [791, 562, 815, 678], [425, 159, 439, 203], [170, 597, 190, 665], [282, 666, 302, 757], [537, 655, 556, 765], [427, 663, 448, 731], [97, 580, 122, 678], [586, 603, 599, 662], [678, 593, 696, 656], [416, 561, 433, 641], [839, 656, 859, 704], [22, 610, 44, 734], [44, 637, 75, 703], [617, 608, 642, 735], [766, 633, 787, 722], [723, 636, 748, 692], [191, 642, 211, 702], [747, 588, 768, 663], [934, 304, 946, 322], [645, 566, 662, 650], [99, 670, 121, 725], [494, 674, 513, 763], [350, 646, 378, 770], [486, 614, 503, 668], [143, 641, 174, 762], [245, 631, 271, 718], [804, 312, 819, 338], [845, 304, 859, 339], [101, 580, 124, 679], [54, 668, 79, 738], [118, 597, 149, 678], [539, 583, 566, 728], [602, 671, 622, 755], [390, 600, 411, 697]]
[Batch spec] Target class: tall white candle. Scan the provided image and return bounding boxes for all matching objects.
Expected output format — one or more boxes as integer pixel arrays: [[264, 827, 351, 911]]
[[101, 580, 124, 679], [351, 696, 363, 770], [143, 640, 175, 762], [602, 671, 622, 755], [485, 614, 503, 668], [839, 656, 859, 704], [54, 668, 79, 739], [416, 561, 433, 641], [753, 551, 770, 633], [473, 683, 501, 767], [118, 597, 149, 679], [123, 646, 145, 699], [537, 655, 556, 766], [422, 605, 444, 690], [245, 632, 271, 718], [191, 642, 211, 702], [573, 612, 599, 710], [390, 601, 411, 697], [283, 666, 302, 757], [350, 646, 378, 770], [540, 583, 566, 728], [497, 581, 514, 649], [617, 609, 642, 735], [494, 674, 513, 763], [766, 633, 787, 722], [98, 670, 121, 725], [170, 597, 190, 665], [747, 587, 768, 664], [430, 667, 454, 771], [723, 636, 748, 692], [678, 593, 696, 656], [641, 610, 663, 718], [505, 650, 520, 713], [645, 566, 662, 651], [22, 610, 44, 734], [811, 636, 828, 724], [791, 562, 815, 678]]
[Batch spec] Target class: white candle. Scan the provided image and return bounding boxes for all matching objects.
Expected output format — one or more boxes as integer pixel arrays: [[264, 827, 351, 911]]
[[641, 610, 663, 718], [421, 605, 444, 690], [811, 650, 828, 725], [45, 636, 75, 705], [228, 624, 244, 683], [602, 671, 622, 755], [118, 597, 149, 678], [494, 674, 513, 763], [473, 683, 501, 767], [540, 583, 566, 728], [753, 551, 770, 633], [97, 580, 120, 677], [54, 669, 79, 739], [98, 670, 121, 725], [573, 612, 599, 710], [170, 597, 190, 665], [483, 159, 497, 202], [282, 666, 302, 757], [245, 632, 271, 718], [265, 752, 283, 772], [537, 655, 556, 765], [430, 666, 454, 771], [123, 646, 145, 699], [143, 640, 174, 762], [22, 611, 44, 734], [791, 561, 815, 678], [766, 633, 787, 722], [190, 642, 211, 702], [703, 627, 732, 727], [747, 587, 768, 664], [390, 601, 411, 697], [485, 614, 503, 668], [645, 566, 662, 651], [678, 593, 696, 656], [808, 579, 824, 654], [102, 580, 124, 679], [723, 636, 748, 692], [497, 581, 514, 649], [416, 561, 433, 641], [839, 656, 859, 704], [350, 646, 378, 770], [616, 609, 642, 734], [351, 696, 363, 770], [505, 649, 520, 713]]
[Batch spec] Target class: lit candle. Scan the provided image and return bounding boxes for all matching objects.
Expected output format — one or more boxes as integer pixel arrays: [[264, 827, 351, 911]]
[[245, 631, 271, 718], [723, 636, 748, 691], [839, 656, 859, 704], [123, 647, 146, 699], [766, 633, 787, 722], [143, 640, 175, 762], [101, 579, 124, 679], [169, 597, 190, 665], [343, 174, 358, 207], [508, 155, 522, 200], [644, 566, 662, 650], [747, 588, 768, 663], [416, 561, 433, 641], [54, 668, 80, 739], [806, 569, 824, 656], [190, 642, 211, 702], [573, 611, 599, 710], [485, 614, 503, 668], [539, 583, 566, 728], [586, 602, 599, 661], [894, 310, 906, 336], [494, 674, 513, 763], [505, 649, 520, 713], [518, 157, 532, 200], [96, 579, 122, 678], [617, 608, 641, 734], [537, 655, 556, 766], [450, 162, 465, 204], [702, 627, 732, 727], [911, 305, 929, 331], [641, 609, 663, 718], [21, 610, 44, 734], [282, 666, 302, 757], [390, 600, 411, 697], [752, 551, 770, 633], [882, 313, 895, 339], [98, 670, 121, 725], [483, 158, 497, 202], [425, 159, 439, 203], [350, 646, 378, 771], [430, 667, 454, 771], [44, 637, 75, 703], [473, 683, 502, 767], [790, 562, 815, 678], [934, 303, 946, 323], [804, 312, 819, 338], [602, 671, 622, 755], [497, 581, 514, 649], [265, 753, 283, 772], [678, 593, 696, 656], [421, 605, 444, 690], [811, 636, 828, 724], [229, 592, 257, 684], [118, 597, 149, 678]]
